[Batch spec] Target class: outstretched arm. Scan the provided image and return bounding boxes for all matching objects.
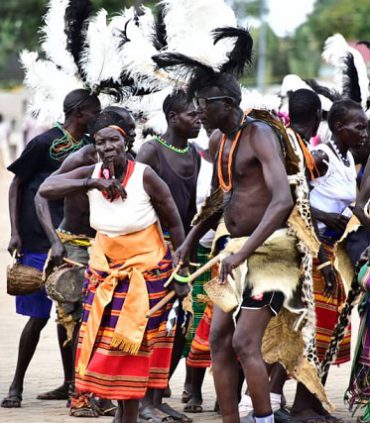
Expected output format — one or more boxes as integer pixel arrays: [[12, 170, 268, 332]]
[[39, 165, 95, 200], [220, 123, 294, 282], [52, 144, 96, 176]]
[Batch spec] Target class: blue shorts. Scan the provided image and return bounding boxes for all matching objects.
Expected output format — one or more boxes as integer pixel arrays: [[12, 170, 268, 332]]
[[15, 251, 52, 319]]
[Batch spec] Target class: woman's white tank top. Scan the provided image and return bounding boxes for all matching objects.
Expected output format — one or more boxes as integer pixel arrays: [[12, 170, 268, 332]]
[[88, 162, 158, 237], [310, 143, 356, 218]]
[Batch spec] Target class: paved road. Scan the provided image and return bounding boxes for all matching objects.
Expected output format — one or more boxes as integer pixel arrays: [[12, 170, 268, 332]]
[[0, 168, 359, 422]]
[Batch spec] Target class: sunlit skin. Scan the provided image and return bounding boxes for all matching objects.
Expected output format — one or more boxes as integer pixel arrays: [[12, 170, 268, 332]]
[[35, 109, 137, 265], [39, 124, 188, 423], [174, 85, 293, 422]]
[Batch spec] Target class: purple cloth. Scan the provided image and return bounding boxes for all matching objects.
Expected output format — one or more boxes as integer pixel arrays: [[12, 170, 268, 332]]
[[15, 250, 52, 319], [81, 248, 174, 339]]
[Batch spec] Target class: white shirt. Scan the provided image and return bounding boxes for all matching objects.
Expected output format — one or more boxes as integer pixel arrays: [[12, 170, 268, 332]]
[[88, 162, 158, 237]]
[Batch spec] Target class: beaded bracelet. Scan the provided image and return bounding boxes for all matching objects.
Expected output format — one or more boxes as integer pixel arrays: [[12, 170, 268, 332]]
[[173, 273, 191, 284]]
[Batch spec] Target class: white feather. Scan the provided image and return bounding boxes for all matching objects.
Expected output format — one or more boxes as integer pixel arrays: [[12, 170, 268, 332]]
[[40, 0, 78, 75], [80, 9, 122, 88], [241, 87, 281, 112], [20, 50, 82, 125], [161, 0, 237, 69], [280, 74, 312, 96], [322, 33, 369, 108], [110, 9, 171, 92], [279, 74, 333, 112]]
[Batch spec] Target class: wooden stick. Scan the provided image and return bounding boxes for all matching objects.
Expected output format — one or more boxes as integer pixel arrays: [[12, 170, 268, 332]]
[[63, 257, 85, 268], [146, 291, 176, 318], [163, 264, 181, 288], [188, 255, 220, 284], [145, 254, 222, 318]]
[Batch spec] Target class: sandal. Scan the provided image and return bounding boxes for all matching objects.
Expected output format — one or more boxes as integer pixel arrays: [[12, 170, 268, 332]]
[[91, 397, 117, 416], [139, 404, 175, 422], [69, 393, 99, 418], [183, 401, 203, 413], [37, 383, 69, 400], [158, 403, 193, 422], [1, 390, 22, 408]]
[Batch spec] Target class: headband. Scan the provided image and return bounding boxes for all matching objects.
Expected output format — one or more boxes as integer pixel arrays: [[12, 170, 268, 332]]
[[108, 125, 127, 138]]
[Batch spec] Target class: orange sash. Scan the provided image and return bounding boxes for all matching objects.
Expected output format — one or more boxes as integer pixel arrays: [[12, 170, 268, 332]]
[[77, 223, 166, 376]]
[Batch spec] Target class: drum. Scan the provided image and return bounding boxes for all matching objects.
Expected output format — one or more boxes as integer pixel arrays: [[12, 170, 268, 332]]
[[7, 251, 46, 296], [7, 263, 44, 295], [45, 264, 85, 303], [204, 277, 238, 313]]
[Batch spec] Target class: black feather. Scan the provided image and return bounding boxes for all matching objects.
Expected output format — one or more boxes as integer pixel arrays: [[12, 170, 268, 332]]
[[153, 4, 167, 50], [304, 79, 341, 102], [152, 52, 215, 99], [94, 78, 131, 103], [342, 52, 362, 103], [358, 40, 370, 50], [213, 26, 253, 77], [152, 52, 214, 83], [95, 71, 158, 103], [65, 0, 93, 77], [118, 19, 132, 47]]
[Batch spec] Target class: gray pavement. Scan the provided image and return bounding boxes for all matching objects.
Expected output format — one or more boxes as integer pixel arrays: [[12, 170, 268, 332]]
[[0, 168, 359, 422]]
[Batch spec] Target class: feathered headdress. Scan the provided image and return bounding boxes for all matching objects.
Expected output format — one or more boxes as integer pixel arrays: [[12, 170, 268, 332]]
[[152, 25, 253, 98], [21, 1, 161, 124], [65, 0, 94, 75], [280, 74, 334, 112], [322, 33, 370, 109]]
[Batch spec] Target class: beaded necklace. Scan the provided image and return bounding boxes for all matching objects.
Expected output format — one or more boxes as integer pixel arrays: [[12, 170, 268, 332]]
[[329, 139, 350, 166], [49, 122, 87, 161], [217, 113, 247, 192], [154, 135, 190, 154]]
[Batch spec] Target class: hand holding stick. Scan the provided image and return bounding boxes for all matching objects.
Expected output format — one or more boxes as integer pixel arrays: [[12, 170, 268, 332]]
[[146, 254, 221, 318]]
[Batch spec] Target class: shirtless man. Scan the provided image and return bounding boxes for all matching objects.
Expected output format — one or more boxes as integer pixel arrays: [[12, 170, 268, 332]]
[[175, 73, 294, 423]]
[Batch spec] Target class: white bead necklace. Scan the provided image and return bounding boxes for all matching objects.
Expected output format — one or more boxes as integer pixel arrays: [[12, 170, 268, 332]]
[[329, 139, 350, 166]]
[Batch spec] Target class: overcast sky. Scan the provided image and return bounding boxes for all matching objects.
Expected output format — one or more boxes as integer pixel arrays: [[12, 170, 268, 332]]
[[267, 0, 316, 36]]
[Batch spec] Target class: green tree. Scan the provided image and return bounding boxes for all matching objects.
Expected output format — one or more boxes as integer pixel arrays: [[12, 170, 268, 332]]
[[308, 0, 370, 45], [288, 23, 321, 79]]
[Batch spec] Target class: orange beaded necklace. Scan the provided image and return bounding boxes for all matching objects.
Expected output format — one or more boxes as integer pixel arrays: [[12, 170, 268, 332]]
[[217, 113, 247, 192]]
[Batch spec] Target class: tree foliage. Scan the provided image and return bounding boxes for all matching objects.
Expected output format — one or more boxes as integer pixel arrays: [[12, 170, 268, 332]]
[[308, 0, 370, 46]]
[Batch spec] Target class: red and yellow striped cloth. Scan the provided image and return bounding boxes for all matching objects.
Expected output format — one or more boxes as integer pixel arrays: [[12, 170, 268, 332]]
[[313, 241, 351, 365]]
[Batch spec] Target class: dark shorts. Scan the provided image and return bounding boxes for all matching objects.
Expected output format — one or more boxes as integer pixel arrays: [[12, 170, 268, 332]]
[[15, 250, 52, 319], [241, 287, 285, 316]]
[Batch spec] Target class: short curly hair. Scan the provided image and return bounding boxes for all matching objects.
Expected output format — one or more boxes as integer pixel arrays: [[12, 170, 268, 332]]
[[90, 110, 134, 153], [328, 99, 364, 132]]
